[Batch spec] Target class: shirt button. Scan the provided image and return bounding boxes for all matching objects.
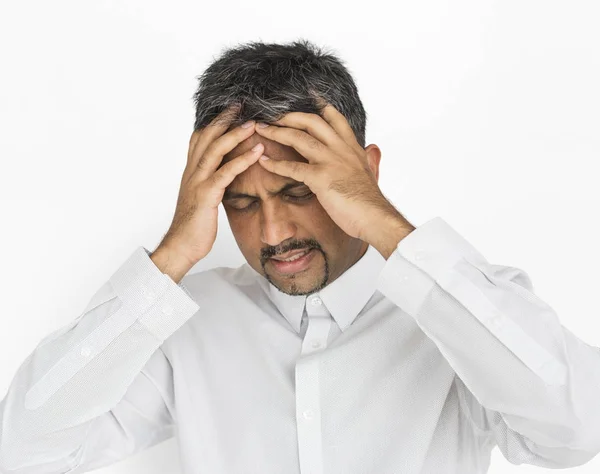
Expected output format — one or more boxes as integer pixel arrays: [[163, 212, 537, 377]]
[[80, 346, 91, 357], [310, 296, 322, 306], [311, 340, 323, 349], [142, 286, 156, 301], [303, 409, 314, 420], [161, 304, 173, 316]]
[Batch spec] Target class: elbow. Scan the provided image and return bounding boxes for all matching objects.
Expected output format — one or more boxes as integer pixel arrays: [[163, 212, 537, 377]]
[[527, 416, 600, 468], [563, 415, 600, 458]]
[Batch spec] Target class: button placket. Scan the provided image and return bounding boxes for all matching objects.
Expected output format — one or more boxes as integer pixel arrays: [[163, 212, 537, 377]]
[[295, 305, 328, 473], [304, 294, 329, 354]]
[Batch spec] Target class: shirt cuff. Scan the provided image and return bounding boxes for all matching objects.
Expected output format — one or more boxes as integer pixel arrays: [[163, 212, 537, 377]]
[[376, 216, 568, 387], [109, 246, 200, 342], [377, 216, 487, 316]]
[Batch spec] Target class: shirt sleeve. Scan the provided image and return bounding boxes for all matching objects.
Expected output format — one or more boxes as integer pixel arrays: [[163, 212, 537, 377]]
[[376, 216, 600, 469], [0, 246, 200, 473]]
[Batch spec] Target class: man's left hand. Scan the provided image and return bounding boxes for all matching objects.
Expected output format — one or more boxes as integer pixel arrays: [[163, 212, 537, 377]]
[[253, 102, 406, 246]]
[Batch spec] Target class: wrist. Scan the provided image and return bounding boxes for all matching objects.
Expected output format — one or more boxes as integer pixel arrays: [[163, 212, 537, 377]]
[[150, 245, 195, 284], [366, 212, 415, 260]]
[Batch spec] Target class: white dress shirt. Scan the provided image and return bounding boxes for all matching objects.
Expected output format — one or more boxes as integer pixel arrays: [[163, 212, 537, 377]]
[[1, 216, 599, 474]]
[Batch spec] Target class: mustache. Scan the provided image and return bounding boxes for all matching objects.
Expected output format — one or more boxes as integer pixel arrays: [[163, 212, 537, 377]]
[[262, 240, 322, 259]]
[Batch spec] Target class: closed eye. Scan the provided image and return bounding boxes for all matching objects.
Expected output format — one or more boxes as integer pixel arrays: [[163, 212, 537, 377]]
[[286, 192, 314, 201], [232, 192, 314, 212]]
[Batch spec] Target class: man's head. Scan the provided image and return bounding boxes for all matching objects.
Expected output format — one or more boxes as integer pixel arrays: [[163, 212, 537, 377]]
[[192, 39, 381, 296]]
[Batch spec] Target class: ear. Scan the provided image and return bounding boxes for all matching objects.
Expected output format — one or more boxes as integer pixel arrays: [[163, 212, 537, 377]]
[[364, 144, 382, 182]]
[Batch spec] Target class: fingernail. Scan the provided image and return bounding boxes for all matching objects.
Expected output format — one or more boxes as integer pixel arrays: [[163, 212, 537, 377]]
[[252, 143, 263, 152], [260, 154, 270, 160], [257, 122, 269, 128], [242, 120, 254, 128]]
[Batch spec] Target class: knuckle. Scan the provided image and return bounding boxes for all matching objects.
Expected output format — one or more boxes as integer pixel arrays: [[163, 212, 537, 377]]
[[204, 140, 217, 156], [209, 135, 235, 158], [208, 170, 222, 186], [195, 158, 207, 173], [296, 130, 319, 150], [307, 137, 321, 150]]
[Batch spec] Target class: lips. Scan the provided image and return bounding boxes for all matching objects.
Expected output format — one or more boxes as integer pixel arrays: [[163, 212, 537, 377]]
[[271, 249, 311, 261], [269, 248, 316, 274]]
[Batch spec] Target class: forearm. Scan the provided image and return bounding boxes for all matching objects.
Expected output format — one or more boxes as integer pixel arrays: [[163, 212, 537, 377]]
[[365, 209, 416, 260], [150, 245, 195, 284]]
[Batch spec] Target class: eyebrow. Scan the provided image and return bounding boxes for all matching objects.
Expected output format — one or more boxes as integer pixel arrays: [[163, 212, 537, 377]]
[[223, 182, 308, 201]]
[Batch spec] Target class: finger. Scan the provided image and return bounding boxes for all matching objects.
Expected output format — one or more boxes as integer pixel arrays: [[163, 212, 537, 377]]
[[268, 111, 347, 151], [257, 155, 315, 187], [318, 102, 364, 154], [187, 104, 241, 170], [254, 124, 333, 165], [188, 104, 239, 166], [194, 121, 258, 181], [207, 145, 264, 197], [187, 130, 198, 162]]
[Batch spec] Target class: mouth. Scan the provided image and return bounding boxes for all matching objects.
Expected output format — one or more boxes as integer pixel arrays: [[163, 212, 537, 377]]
[[268, 249, 316, 274]]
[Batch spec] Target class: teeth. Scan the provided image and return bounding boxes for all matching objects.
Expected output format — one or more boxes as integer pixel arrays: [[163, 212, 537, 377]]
[[277, 250, 309, 262]]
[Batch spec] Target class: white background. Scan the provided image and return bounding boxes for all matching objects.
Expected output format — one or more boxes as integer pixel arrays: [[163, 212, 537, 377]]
[[1, 0, 599, 472]]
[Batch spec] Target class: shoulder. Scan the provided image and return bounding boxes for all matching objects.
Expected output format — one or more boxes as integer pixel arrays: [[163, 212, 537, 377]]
[[179, 261, 259, 300]]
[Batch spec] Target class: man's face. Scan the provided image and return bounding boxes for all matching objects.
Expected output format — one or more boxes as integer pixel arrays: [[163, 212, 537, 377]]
[[221, 126, 368, 296]]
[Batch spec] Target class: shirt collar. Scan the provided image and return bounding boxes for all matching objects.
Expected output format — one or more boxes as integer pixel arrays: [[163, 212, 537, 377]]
[[250, 244, 386, 334]]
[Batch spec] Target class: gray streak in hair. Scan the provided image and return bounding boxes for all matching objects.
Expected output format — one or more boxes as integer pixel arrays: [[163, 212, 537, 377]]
[[192, 39, 367, 148]]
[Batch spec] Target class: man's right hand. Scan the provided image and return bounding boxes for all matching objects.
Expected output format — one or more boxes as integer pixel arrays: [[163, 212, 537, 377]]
[[151, 105, 264, 281]]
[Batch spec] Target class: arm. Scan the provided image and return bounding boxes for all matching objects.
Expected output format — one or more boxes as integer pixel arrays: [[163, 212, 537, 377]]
[[375, 216, 600, 468], [0, 246, 200, 472]]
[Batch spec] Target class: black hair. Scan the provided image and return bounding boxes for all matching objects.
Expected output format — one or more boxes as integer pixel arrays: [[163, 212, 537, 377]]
[[192, 38, 367, 147]]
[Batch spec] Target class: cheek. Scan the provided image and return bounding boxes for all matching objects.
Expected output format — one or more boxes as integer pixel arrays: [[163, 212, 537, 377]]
[[224, 211, 250, 242], [227, 214, 265, 262], [303, 202, 337, 231], [229, 216, 252, 243]]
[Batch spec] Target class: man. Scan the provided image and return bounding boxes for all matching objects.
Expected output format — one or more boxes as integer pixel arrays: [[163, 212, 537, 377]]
[[1, 39, 599, 474]]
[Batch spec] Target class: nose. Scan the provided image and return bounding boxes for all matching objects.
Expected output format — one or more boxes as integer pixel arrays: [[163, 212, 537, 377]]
[[260, 201, 297, 248]]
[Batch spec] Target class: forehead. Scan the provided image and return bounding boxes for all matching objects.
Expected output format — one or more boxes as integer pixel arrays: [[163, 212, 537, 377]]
[[218, 124, 310, 198], [222, 139, 309, 198], [221, 127, 307, 165], [222, 177, 309, 201]]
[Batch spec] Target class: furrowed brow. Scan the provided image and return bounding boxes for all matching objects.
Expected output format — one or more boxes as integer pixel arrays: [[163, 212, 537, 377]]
[[223, 182, 307, 201]]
